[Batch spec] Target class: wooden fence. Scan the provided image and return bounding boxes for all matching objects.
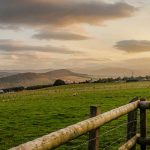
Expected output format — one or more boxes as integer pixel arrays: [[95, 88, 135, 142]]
[[10, 98, 150, 150]]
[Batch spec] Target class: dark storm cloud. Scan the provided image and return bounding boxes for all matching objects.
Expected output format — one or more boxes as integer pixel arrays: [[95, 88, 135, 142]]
[[114, 40, 150, 53], [0, 39, 79, 54], [32, 31, 90, 40], [0, 0, 137, 28]]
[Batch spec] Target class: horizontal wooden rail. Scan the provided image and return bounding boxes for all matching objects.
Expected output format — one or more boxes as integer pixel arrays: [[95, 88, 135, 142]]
[[10, 100, 140, 150], [119, 134, 140, 150], [139, 101, 150, 109]]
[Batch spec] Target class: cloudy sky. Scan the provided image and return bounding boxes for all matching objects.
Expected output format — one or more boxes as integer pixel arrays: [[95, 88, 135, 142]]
[[0, 0, 150, 73]]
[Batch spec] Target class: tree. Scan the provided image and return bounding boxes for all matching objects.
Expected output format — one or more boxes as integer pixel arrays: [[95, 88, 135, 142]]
[[53, 79, 66, 86]]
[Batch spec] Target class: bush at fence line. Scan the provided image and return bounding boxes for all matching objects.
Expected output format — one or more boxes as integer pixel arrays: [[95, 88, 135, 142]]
[[53, 79, 66, 86]]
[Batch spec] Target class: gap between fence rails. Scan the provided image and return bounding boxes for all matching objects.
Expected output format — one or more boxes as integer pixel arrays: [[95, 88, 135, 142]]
[[10, 99, 140, 150], [70, 120, 138, 149], [70, 128, 141, 150]]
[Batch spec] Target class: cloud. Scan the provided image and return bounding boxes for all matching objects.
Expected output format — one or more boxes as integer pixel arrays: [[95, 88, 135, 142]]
[[0, 0, 137, 28], [114, 40, 150, 53], [33, 31, 90, 40], [70, 57, 111, 62], [0, 39, 80, 54]]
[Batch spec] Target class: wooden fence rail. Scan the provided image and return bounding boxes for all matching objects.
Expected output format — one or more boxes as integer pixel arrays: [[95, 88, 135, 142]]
[[10, 98, 150, 150], [119, 134, 140, 150]]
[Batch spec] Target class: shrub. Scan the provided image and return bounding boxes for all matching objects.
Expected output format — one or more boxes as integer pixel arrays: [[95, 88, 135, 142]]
[[53, 79, 66, 86]]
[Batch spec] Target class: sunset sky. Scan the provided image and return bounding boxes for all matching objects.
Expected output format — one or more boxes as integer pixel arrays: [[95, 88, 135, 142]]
[[0, 0, 150, 73]]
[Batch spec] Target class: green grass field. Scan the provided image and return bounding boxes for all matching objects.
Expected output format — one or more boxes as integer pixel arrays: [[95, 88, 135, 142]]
[[0, 82, 150, 150]]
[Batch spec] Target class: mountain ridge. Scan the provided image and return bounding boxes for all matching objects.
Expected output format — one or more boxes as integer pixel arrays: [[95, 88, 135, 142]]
[[0, 69, 90, 88]]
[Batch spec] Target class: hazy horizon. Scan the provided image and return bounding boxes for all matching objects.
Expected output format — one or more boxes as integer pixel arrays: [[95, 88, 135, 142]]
[[0, 0, 150, 72]]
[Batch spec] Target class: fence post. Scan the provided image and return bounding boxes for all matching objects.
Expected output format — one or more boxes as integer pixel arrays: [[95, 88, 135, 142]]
[[140, 98, 147, 150], [88, 105, 100, 150], [127, 97, 138, 150]]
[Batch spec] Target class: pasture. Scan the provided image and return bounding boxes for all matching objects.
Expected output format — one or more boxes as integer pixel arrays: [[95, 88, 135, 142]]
[[0, 82, 150, 150]]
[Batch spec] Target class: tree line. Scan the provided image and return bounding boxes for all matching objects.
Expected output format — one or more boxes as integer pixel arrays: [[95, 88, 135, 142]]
[[0, 79, 66, 94], [1, 76, 150, 94]]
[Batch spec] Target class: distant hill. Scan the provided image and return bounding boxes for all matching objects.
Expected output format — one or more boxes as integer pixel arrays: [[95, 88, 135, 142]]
[[0, 68, 53, 75], [95, 67, 150, 77], [0, 69, 90, 88], [72, 67, 149, 78], [93, 67, 135, 77], [0, 72, 17, 78]]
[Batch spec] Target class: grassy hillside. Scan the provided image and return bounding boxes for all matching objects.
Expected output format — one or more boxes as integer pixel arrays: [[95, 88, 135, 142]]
[[0, 82, 150, 149]]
